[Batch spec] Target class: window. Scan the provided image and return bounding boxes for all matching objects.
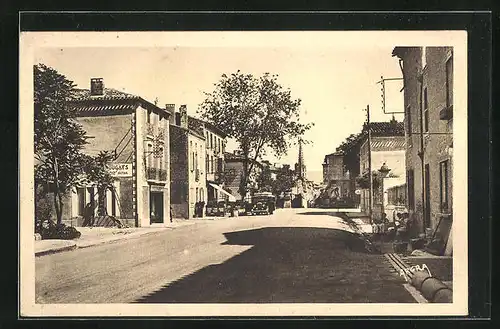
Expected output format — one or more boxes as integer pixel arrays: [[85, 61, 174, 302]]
[[147, 143, 153, 167], [190, 142, 194, 171], [77, 187, 86, 216], [446, 56, 453, 108], [206, 156, 209, 173], [407, 169, 415, 211], [195, 187, 199, 202], [423, 88, 429, 132], [147, 109, 152, 123], [210, 134, 213, 149], [440, 160, 449, 213], [195, 143, 199, 171], [159, 147, 164, 170]]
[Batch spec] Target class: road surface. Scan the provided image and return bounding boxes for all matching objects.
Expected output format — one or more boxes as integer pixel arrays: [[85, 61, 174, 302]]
[[35, 209, 415, 303]]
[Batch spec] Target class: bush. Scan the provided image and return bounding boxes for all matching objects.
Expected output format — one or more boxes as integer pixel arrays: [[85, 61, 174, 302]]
[[35, 189, 53, 234], [40, 223, 81, 240]]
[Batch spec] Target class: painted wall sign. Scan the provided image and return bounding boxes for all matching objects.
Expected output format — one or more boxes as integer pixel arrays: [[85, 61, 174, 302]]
[[150, 184, 165, 192], [108, 163, 132, 177], [399, 264, 432, 282]]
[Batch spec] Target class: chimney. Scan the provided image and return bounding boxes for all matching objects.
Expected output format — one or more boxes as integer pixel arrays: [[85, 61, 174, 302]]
[[179, 105, 188, 129], [90, 78, 104, 96], [165, 104, 175, 124]]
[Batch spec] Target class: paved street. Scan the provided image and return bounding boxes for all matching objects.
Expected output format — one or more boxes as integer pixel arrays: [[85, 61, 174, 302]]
[[36, 209, 415, 304]]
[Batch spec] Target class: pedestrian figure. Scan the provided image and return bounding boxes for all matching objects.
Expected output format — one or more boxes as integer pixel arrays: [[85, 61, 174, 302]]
[[170, 206, 173, 223]]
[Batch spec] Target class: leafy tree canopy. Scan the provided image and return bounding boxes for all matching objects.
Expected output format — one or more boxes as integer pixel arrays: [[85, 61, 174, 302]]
[[34, 63, 88, 224], [198, 71, 313, 196]]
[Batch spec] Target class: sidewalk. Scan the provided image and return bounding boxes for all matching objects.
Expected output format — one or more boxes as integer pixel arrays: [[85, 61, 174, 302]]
[[35, 218, 211, 257]]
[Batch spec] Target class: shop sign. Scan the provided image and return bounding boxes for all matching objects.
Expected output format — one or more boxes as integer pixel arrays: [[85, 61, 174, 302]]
[[109, 163, 132, 177], [150, 184, 165, 192]]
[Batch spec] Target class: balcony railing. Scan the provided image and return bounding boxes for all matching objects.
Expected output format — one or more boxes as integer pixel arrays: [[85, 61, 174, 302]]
[[147, 167, 168, 182], [159, 168, 168, 181], [146, 167, 158, 180]]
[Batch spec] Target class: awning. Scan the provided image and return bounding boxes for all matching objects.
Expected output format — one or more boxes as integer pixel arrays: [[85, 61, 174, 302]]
[[208, 183, 237, 202]]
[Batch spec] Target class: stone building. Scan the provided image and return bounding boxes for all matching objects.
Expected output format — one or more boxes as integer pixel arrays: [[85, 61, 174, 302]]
[[392, 46, 453, 255], [67, 78, 172, 227], [188, 117, 231, 203], [169, 105, 207, 219], [322, 152, 351, 198], [358, 120, 406, 221], [223, 151, 263, 201]]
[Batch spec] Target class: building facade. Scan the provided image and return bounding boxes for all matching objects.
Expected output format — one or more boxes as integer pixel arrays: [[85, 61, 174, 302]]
[[393, 46, 453, 255], [194, 118, 230, 203], [223, 151, 263, 201], [67, 78, 172, 227], [169, 105, 207, 219], [322, 152, 351, 198], [358, 121, 406, 221]]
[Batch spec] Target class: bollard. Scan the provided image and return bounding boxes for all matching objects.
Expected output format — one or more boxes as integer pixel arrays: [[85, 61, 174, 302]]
[[410, 270, 431, 291], [420, 277, 451, 302], [432, 287, 453, 303]]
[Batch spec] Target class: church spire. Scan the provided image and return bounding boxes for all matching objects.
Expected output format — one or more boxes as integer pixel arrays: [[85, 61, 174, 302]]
[[297, 138, 306, 179]]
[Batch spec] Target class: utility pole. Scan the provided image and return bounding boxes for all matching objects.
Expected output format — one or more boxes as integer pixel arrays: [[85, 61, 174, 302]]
[[366, 104, 374, 223]]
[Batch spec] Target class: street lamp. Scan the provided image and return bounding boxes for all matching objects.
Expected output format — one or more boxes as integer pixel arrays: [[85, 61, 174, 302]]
[[378, 163, 391, 221]]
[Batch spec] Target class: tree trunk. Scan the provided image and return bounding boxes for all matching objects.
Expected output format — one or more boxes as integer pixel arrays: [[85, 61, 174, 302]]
[[54, 190, 63, 225], [53, 156, 63, 225]]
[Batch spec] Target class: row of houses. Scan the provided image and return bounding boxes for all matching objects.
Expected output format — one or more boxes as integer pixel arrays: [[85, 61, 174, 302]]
[[57, 77, 238, 227], [323, 46, 453, 256], [322, 119, 406, 219]]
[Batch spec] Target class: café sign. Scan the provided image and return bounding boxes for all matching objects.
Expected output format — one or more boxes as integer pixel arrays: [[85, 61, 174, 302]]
[[108, 163, 132, 177]]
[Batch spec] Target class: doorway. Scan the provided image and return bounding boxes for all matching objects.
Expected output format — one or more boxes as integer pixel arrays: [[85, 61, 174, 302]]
[[424, 164, 431, 228], [150, 191, 164, 224]]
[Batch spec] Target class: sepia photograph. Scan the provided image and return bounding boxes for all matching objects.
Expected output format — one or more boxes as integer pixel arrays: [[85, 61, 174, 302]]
[[19, 30, 468, 317]]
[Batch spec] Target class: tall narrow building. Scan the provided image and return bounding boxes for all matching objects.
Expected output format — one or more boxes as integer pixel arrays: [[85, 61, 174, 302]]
[[295, 139, 307, 180]]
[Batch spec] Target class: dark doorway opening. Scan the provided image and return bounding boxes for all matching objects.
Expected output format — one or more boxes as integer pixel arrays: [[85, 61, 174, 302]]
[[150, 191, 164, 224]]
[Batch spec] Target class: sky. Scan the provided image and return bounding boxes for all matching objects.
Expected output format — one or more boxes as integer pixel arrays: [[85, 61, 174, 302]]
[[35, 42, 404, 183]]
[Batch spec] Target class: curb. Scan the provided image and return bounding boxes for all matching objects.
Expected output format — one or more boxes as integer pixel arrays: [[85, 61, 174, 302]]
[[384, 253, 453, 303], [35, 243, 77, 257]]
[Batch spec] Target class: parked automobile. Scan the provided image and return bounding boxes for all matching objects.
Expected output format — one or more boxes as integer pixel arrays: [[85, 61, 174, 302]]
[[250, 192, 276, 215], [206, 200, 230, 217]]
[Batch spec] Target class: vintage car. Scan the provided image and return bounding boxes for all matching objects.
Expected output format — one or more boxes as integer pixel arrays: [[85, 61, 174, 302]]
[[249, 192, 276, 215], [206, 200, 230, 217]]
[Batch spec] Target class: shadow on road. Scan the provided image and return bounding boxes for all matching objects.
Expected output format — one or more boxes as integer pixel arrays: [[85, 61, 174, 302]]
[[134, 226, 415, 303]]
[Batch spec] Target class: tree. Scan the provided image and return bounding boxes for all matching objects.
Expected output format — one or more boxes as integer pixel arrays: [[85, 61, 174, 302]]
[[257, 164, 274, 192], [34, 63, 88, 225], [335, 133, 362, 154], [272, 165, 295, 197], [199, 71, 313, 198]]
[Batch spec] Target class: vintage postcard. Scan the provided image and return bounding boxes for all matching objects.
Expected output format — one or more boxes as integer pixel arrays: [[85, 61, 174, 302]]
[[19, 30, 468, 317]]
